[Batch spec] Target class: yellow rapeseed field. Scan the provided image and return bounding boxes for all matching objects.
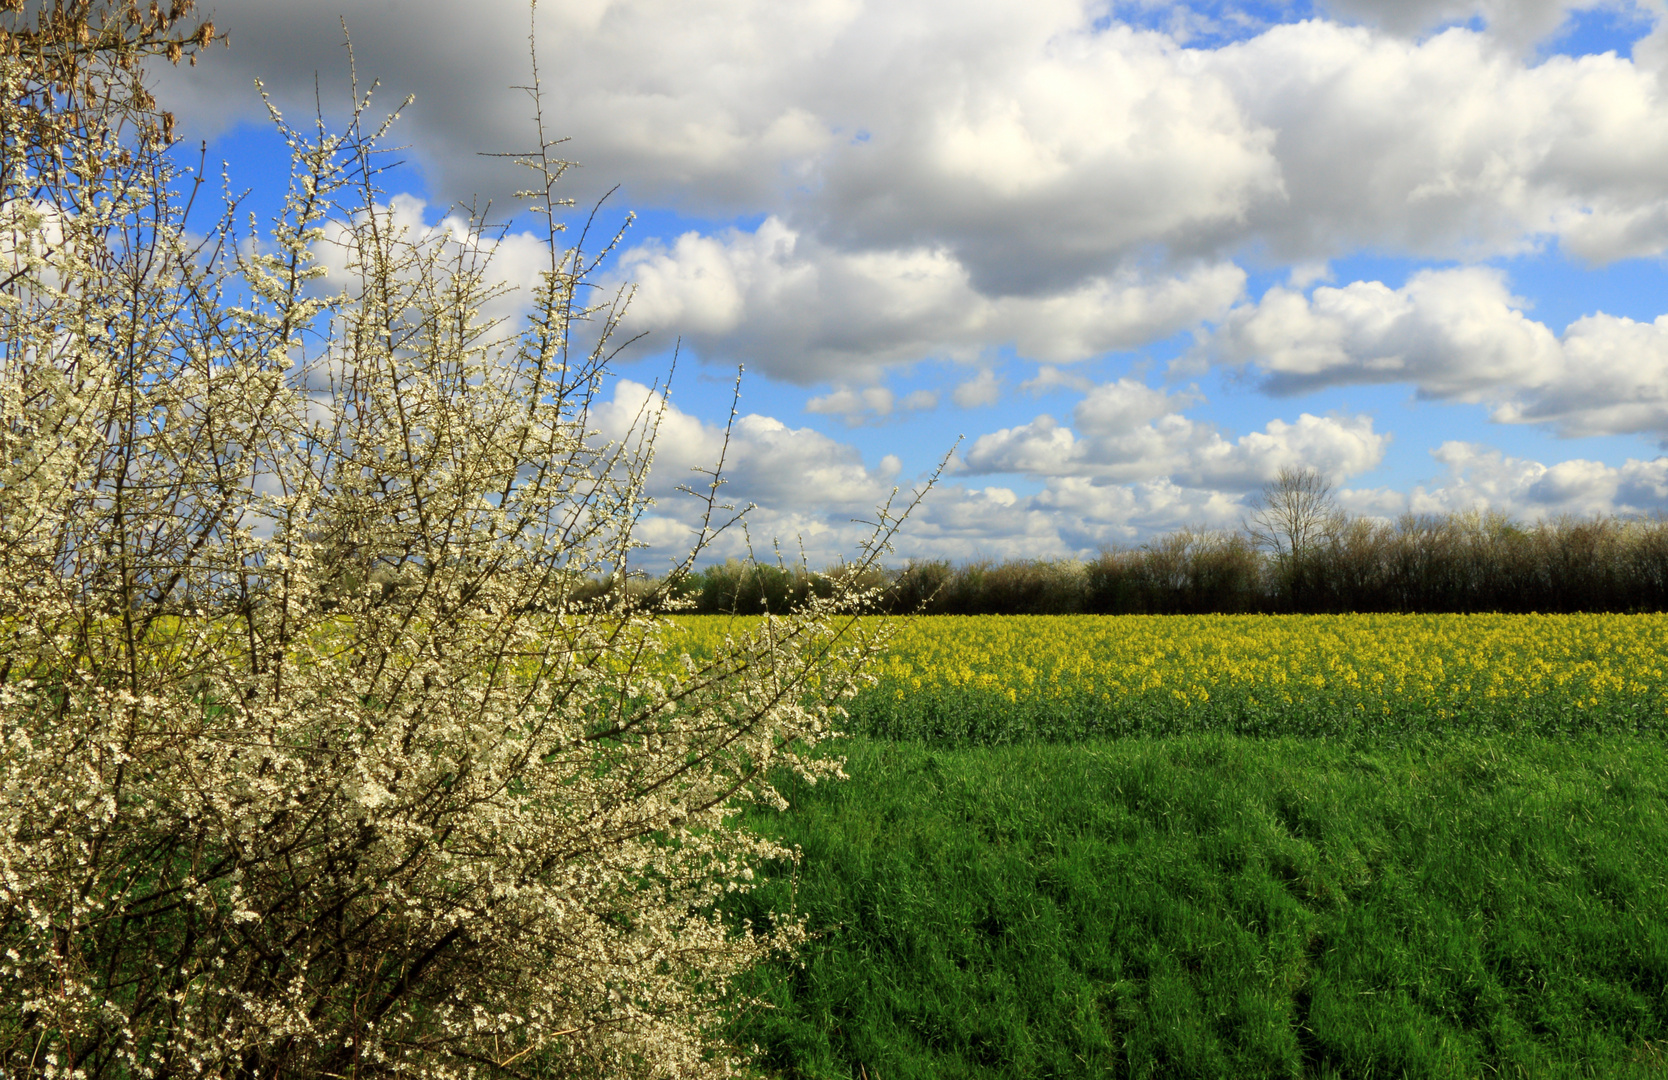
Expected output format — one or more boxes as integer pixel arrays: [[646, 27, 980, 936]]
[[670, 613, 1668, 742]]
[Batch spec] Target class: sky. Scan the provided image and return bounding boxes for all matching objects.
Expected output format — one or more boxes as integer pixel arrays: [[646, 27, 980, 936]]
[[153, 0, 1668, 568]]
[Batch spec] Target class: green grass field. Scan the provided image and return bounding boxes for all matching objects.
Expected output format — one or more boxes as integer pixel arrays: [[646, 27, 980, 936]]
[[724, 733, 1668, 1079]]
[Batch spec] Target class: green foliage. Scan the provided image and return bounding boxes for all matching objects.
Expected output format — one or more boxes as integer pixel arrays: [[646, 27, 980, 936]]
[[725, 734, 1668, 1079]]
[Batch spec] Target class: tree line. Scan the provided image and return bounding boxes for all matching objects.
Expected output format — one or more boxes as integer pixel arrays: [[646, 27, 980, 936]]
[[641, 475, 1668, 616]]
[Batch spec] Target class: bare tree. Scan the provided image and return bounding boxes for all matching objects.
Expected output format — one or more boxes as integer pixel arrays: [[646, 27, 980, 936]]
[[1246, 467, 1346, 609], [0, 4, 922, 1076]]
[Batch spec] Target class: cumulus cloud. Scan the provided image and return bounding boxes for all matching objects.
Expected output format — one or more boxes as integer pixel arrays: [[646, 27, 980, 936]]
[[801, 15, 1283, 295], [586, 379, 1164, 563], [1204, 267, 1668, 440], [153, 0, 838, 211], [593, 379, 901, 511], [308, 193, 558, 328], [1033, 475, 1258, 541], [893, 484, 1083, 561], [612, 217, 1244, 381], [159, 1, 1277, 291], [893, 474, 1258, 557], [157, 1, 1668, 299], [1496, 311, 1668, 437], [1356, 440, 1668, 520], [1210, 21, 1668, 263], [889, 440, 1668, 561], [951, 369, 1003, 408], [585, 379, 930, 565], [964, 378, 1387, 490], [1205, 267, 1562, 399]]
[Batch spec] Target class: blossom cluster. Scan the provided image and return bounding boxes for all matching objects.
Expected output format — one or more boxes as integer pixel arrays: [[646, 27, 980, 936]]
[[0, 6, 899, 1076]]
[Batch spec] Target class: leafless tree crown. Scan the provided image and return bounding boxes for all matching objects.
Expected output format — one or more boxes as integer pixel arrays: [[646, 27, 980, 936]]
[[1246, 466, 1345, 561]]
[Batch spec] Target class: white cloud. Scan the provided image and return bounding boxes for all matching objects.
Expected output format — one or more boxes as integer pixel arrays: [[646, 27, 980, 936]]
[[951, 369, 1003, 408], [164, 1, 1668, 288], [1209, 20, 1668, 263], [587, 379, 928, 565], [805, 385, 938, 425], [1286, 260, 1333, 289], [807, 386, 894, 423], [310, 193, 554, 334], [803, 15, 1284, 294], [894, 474, 1260, 557], [1033, 475, 1256, 541], [587, 379, 1131, 564], [964, 378, 1387, 489], [1365, 440, 1668, 519], [594, 379, 900, 512], [898, 484, 1083, 561], [885, 439, 1668, 560], [154, 0, 843, 211], [1203, 267, 1668, 440], [1019, 365, 1095, 395], [1497, 311, 1668, 437], [1205, 267, 1563, 399], [613, 217, 1244, 381]]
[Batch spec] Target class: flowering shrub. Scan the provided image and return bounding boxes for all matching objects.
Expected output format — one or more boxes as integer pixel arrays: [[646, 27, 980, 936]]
[[0, 4, 912, 1076]]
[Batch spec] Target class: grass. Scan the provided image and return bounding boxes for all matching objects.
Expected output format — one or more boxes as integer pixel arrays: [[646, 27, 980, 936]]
[[724, 732, 1668, 1079]]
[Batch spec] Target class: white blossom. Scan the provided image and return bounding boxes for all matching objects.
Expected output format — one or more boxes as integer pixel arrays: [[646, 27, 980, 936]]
[[0, 4, 919, 1077]]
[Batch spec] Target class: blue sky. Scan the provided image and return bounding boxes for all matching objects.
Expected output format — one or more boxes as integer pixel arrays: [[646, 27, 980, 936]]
[[156, 0, 1668, 566]]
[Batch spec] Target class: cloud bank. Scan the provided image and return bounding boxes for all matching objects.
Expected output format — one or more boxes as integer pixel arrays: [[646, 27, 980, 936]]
[[159, 0, 1668, 561], [160, 0, 1668, 384]]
